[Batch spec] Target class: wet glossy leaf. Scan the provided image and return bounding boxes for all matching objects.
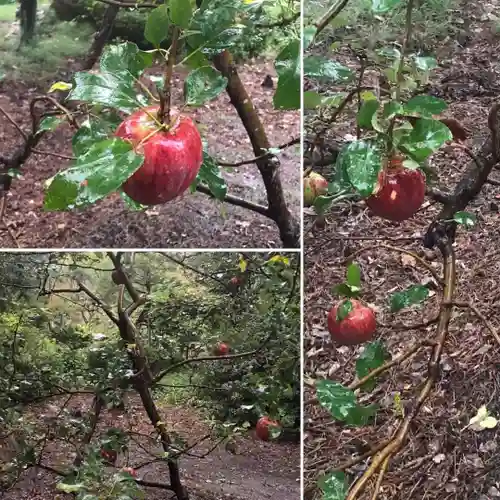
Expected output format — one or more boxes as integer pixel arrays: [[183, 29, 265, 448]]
[[404, 95, 448, 118], [72, 114, 121, 157], [169, 0, 192, 28], [356, 341, 389, 391], [453, 211, 476, 228], [399, 118, 452, 162], [68, 71, 142, 113], [383, 101, 403, 119], [346, 262, 361, 288], [338, 141, 382, 197], [372, 0, 403, 13], [316, 380, 357, 420], [194, 151, 227, 200], [412, 56, 438, 71], [333, 283, 360, 299], [336, 299, 352, 321], [44, 138, 144, 211], [145, 5, 170, 46], [120, 192, 146, 211], [99, 42, 153, 78], [318, 471, 348, 500], [273, 39, 300, 110], [184, 66, 228, 106], [303, 56, 355, 83], [357, 99, 379, 128], [390, 285, 429, 312], [37, 116, 64, 134]]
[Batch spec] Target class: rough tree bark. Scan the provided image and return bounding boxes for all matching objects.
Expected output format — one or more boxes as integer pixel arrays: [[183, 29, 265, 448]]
[[84, 3, 120, 70], [18, 0, 37, 47]]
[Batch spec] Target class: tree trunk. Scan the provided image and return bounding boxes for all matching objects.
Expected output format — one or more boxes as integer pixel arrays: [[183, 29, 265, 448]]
[[19, 0, 37, 47], [83, 3, 120, 70]]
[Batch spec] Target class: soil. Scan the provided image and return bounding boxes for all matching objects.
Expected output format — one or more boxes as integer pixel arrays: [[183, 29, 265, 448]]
[[0, 394, 300, 500], [0, 49, 300, 249], [304, 1, 500, 499]]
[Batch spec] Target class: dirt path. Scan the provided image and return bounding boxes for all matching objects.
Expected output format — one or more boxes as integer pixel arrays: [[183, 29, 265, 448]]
[[0, 58, 300, 249], [304, 1, 500, 499], [1, 396, 299, 500]]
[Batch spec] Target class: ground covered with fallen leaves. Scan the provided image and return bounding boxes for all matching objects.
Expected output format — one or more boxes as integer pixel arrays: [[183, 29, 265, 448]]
[[0, 46, 300, 249], [304, 1, 500, 499], [2, 394, 299, 500]]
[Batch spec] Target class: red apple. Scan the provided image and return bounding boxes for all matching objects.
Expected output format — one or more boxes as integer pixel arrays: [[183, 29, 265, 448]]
[[115, 105, 203, 205], [121, 467, 137, 477], [365, 157, 425, 221], [304, 172, 328, 207], [256, 416, 280, 441], [214, 342, 230, 356], [327, 299, 376, 346]]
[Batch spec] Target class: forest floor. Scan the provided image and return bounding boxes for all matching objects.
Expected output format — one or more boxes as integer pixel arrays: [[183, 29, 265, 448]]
[[0, 32, 300, 249], [1, 394, 300, 500], [304, 1, 500, 499]]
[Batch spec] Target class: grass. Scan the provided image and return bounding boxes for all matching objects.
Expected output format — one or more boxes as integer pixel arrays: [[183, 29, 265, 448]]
[[0, 0, 49, 22], [307, 0, 464, 51], [0, 19, 93, 80]]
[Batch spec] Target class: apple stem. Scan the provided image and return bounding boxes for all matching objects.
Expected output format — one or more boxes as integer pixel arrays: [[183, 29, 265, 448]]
[[159, 26, 180, 125]]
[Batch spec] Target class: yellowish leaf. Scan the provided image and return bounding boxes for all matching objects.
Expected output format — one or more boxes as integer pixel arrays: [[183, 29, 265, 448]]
[[48, 81, 72, 93], [467, 405, 498, 432]]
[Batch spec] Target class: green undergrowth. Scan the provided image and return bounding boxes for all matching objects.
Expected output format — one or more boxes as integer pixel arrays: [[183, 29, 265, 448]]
[[0, 19, 92, 81], [308, 0, 464, 51]]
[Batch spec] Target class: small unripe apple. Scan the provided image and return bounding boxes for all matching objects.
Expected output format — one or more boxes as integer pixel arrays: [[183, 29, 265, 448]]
[[214, 342, 230, 356], [100, 448, 117, 463], [365, 157, 425, 221], [111, 269, 126, 285], [121, 467, 137, 477], [115, 105, 203, 205], [327, 299, 376, 346], [304, 172, 328, 207], [256, 416, 281, 441]]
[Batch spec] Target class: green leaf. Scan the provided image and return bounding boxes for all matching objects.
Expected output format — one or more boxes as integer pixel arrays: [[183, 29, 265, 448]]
[[336, 299, 353, 322], [195, 151, 227, 200], [99, 42, 153, 79], [316, 380, 357, 420], [382, 101, 403, 119], [412, 56, 438, 71], [372, 0, 404, 14], [337, 141, 382, 197], [56, 482, 86, 493], [453, 211, 476, 228], [44, 139, 144, 211], [120, 191, 146, 211], [357, 99, 379, 128], [318, 471, 348, 500], [184, 66, 228, 106], [346, 262, 361, 288], [345, 404, 379, 426], [303, 56, 355, 83], [398, 118, 452, 162], [404, 95, 448, 118], [169, 0, 193, 28], [390, 285, 429, 313], [333, 283, 360, 298], [37, 116, 64, 134], [72, 114, 121, 157], [273, 39, 300, 110], [356, 341, 389, 391], [303, 91, 323, 109], [68, 71, 142, 114], [303, 25, 317, 50], [145, 5, 170, 46]]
